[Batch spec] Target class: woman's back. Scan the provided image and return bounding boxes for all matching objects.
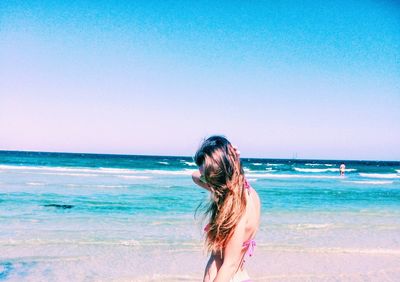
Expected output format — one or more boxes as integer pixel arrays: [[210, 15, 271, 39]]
[[230, 182, 261, 281], [202, 181, 260, 282], [243, 182, 261, 243]]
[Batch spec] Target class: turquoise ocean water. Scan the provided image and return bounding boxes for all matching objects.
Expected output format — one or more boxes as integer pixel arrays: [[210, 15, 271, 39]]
[[0, 151, 399, 280]]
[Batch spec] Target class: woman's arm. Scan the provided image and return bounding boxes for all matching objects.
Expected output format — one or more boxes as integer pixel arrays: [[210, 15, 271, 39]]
[[192, 170, 211, 191], [213, 217, 246, 282], [203, 252, 223, 282]]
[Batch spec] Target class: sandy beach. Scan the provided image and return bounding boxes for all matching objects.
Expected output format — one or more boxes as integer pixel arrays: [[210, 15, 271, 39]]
[[3, 244, 398, 281]]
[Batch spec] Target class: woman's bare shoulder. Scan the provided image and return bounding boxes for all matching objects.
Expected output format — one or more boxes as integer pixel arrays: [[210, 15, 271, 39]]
[[244, 188, 261, 235]]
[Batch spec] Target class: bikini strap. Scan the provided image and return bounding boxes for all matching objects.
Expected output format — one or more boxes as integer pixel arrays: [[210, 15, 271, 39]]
[[244, 178, 252, 193], [242, 239, 256, 257], [235, 239, 256, 274]]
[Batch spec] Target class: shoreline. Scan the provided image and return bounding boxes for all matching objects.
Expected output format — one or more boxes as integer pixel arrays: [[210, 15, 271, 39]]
[[2, 244, 400, 281]]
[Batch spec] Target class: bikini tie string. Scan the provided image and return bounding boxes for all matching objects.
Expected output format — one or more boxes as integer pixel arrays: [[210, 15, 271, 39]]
[[242, 239, 256, 257]]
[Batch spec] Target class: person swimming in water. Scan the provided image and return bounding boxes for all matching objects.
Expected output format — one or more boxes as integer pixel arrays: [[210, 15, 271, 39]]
[[340, 163, 346, 176], [192, 136, 261, 282]]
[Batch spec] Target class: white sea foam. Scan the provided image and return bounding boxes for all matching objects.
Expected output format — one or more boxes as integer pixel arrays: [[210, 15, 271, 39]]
[[0, 165, 106, 177], [94, 184, 131, 188], [140, 169, 195, 176], [65, 184, 131, 188], [246, 173, 340, 179], [359, 173, 399, 179], [294, 168, 339, 173], [305, 163, 334, 167], [247, 178, 257, 182], [0, 164, 145, 175], [182, 161, 196, 166], [158, 161, 169, 165], [256, 244, 400, 255], [117, 175, 151, 179], [135, 274, 202, 281], [396, 169, 400, 174], [39, 172, 99, 177], [294, 168, 357, 173], [346, 180, 394, 185], [119, 240, 141, 246], [98, 167, 141, 174], [0, 164, 195, 177], [287, 223, 334, 230], [267, 163, 284, 166], [100, 167, 195, 176], [26, 182, 45, 186], [0, 164, 99, 174], [252, 163, 263, 166], [0, 238, 141, 247]]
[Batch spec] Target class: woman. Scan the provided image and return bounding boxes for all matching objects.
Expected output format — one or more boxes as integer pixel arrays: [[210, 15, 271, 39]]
[[192, 136, 261, 282]]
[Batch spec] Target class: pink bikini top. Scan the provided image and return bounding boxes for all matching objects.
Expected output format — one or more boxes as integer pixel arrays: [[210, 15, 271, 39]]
[[204, 178, 256, 258]]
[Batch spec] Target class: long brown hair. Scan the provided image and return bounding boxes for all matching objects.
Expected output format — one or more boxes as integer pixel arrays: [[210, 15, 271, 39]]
[[194, 136, 247, 254]]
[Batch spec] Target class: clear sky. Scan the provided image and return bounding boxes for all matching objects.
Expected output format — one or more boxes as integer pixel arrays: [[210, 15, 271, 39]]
[[1, 1, 399, 160]]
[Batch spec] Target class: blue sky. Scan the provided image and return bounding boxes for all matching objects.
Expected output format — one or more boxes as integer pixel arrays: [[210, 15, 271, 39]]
[[0, 1, 399, 160]]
